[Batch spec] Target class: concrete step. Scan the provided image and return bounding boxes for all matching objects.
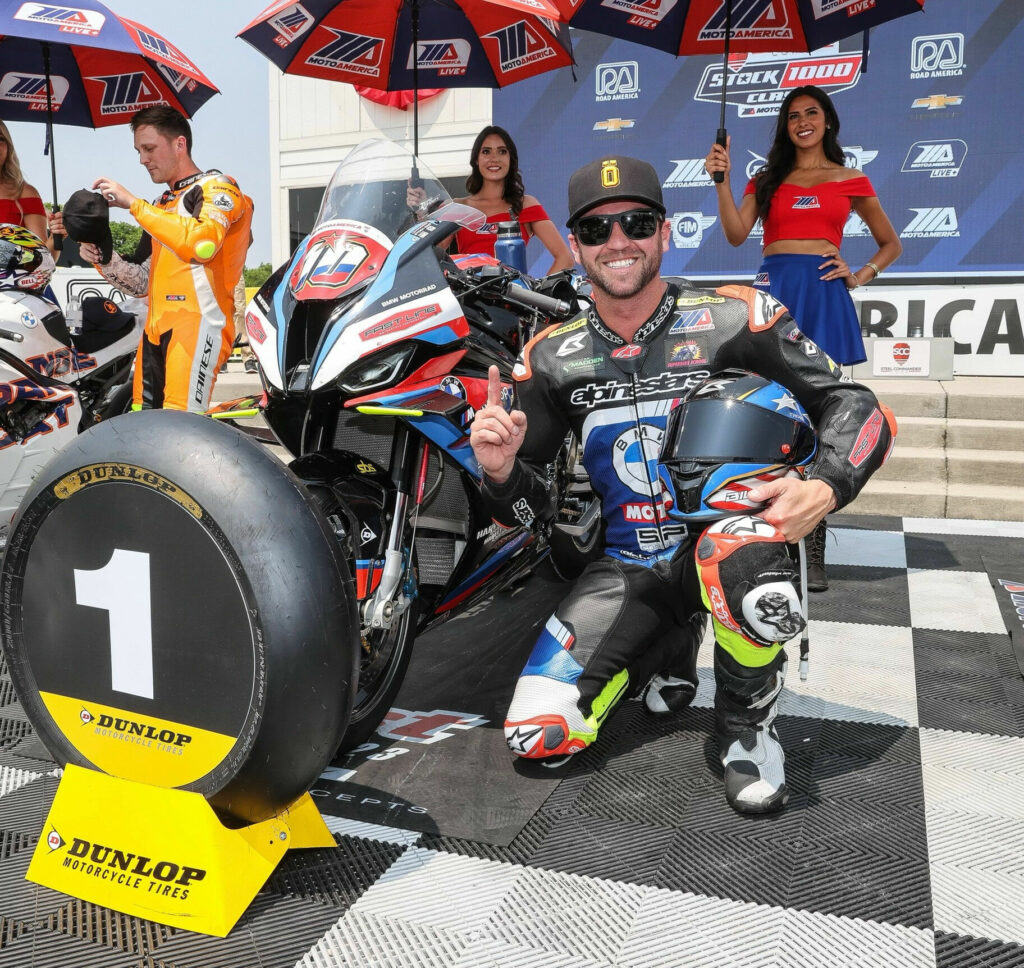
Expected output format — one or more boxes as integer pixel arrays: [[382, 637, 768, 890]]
[[947, 448, 1024, 488], [863, 379, 947, 418], [844, 478, 946, 518], [945, 483, 1024, 521], [946, 417, 1024, 451], [944, 377, 1024, 421], [872, 446, 945, 483], [892, 416, 945, 449]]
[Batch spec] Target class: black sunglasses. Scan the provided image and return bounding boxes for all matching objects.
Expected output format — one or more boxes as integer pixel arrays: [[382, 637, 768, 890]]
[[573, 208, 662, 247]]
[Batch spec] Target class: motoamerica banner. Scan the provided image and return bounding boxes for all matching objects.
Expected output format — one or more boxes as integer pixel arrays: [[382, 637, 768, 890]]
[[494, 0, 1023, 284]]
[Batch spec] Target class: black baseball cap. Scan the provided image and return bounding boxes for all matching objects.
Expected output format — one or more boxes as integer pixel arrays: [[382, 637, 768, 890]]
[[566, 156, 666, 227], [62, 189, 114, 264]]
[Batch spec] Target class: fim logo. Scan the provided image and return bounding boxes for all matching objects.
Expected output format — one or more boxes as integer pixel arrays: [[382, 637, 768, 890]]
[[901, 207, 959, 239], [595, 61, 640, 101], [902, 140, 967, 178], [911, 33, 965, 80], [912, 94, 962, 111], [671, 212, 716, 249], [663, 158, 711, 189], [594, 118, 634, 133]]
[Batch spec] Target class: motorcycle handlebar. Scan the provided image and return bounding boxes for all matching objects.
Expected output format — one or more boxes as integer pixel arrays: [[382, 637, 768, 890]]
[[502, 283, 573, 319]]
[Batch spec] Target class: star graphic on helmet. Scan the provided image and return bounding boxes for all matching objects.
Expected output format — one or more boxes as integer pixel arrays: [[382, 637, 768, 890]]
[[505, 724, 543, 755], [772, 392, 799, 414]]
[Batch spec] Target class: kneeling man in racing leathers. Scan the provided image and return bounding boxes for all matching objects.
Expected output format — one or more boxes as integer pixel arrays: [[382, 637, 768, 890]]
[[469, 156, 894, 814]]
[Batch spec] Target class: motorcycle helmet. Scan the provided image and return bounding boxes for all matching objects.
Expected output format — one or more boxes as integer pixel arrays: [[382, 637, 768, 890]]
[[0, 224, 55, 291], [659, 369, 817, 522]]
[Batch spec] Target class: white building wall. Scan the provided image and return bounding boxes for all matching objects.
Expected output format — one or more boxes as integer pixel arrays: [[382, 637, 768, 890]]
[[268, 65, 492, 266]]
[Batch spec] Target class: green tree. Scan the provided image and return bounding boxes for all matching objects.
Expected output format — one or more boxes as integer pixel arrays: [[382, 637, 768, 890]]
[[110, 220, 142, 256], [244, 262, 273, 289]]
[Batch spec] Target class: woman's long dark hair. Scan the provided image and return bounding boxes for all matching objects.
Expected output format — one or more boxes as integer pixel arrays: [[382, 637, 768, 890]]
[[753, 85, 846, 222], [464, 125, 525, 216]]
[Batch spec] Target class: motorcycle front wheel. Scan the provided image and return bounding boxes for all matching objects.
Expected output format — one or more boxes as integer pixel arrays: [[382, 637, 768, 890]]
[[310, 488, 420, 753]]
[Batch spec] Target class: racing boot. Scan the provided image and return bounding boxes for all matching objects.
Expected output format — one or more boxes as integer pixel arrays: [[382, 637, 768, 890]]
[[805, 519, 829, 592], [504, 616, 629, 761], [643, 615, 706, 715], [714, 646, 788, 814]]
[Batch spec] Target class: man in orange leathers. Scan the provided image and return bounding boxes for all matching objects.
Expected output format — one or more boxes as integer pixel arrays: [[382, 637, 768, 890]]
[[87, 106, 253, 411]]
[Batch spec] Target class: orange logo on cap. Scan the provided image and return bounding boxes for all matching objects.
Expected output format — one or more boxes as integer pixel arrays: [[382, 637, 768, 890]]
[[601, 160, 620, 188], [103, 300, 118, 314]]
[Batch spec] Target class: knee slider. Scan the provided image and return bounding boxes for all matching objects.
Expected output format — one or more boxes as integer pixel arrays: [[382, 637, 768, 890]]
[[696, 515, 805, 648]]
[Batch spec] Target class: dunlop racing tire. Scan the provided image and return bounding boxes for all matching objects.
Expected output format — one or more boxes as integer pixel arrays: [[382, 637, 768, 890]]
[[0, 410, 359, 825]]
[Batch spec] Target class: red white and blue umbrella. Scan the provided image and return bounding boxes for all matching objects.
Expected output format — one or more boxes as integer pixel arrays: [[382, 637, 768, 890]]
[[238, 0, 574, 157], [0, 0, 219, 206]]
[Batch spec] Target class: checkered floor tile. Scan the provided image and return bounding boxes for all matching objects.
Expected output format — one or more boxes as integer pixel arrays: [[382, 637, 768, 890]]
[[2, 516, 1024, 967]]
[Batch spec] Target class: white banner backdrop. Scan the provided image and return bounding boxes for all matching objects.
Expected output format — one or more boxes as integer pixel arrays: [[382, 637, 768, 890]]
[[855, 285, 1024, 376]]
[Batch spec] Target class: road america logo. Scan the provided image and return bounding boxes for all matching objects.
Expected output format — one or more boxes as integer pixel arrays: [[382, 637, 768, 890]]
[[699, 0, 792, 43], [0, 72, 70, 111], [15, 3, 105, 36], [596, 61, 639, 101], [901, 207, 959, 239], [306, 28, 385, 77], [901, 140, 967, 178], [911, 34, 965, 79], [268, 4, 314, 48]]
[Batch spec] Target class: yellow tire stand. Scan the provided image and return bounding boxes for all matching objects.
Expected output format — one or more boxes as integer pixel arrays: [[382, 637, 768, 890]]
[[27, 764, 335, 937]]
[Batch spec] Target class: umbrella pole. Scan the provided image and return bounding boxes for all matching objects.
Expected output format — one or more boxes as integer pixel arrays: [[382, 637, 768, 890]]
[[42, 42, 62, 250], [713, 0, 732, 185], [410, 0, 422, 186]]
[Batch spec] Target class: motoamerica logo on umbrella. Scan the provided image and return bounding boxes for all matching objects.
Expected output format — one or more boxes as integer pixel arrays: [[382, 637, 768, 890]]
[[695, 47, 862, 118], [0, 71, 70, 110], [699, 0, 793, 43], [15, 3, 105, 36], [88, 71, 168, 117], [484, 21, 559, 72], [408, 39, 470, 76], [306, 28, 385, 77]]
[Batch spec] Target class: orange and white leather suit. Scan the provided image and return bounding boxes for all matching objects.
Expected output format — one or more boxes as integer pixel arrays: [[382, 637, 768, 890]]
[[122, 170, 253, 411]]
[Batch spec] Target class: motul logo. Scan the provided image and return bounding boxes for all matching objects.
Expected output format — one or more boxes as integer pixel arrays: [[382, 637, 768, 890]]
[[901, 207, 959, 239]]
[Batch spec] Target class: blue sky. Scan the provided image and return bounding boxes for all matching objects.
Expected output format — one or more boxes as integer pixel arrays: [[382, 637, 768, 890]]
[[6, 2, 274, 264]]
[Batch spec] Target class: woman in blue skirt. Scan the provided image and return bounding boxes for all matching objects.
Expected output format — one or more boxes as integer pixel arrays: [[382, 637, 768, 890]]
[[704, 84, 902, 589]]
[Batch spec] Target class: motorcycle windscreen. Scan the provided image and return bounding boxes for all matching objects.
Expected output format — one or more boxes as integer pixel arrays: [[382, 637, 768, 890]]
[[288, 219, 393, 303]]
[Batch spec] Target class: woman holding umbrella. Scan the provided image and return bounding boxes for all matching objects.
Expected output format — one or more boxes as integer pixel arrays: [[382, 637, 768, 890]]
[[0, 121, 50, 249], [704, 84, 902, 591]]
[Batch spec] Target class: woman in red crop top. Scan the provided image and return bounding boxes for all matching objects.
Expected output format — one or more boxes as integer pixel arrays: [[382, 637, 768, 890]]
[[450, 126, 573, 274], [0, 121, 49, 248], [705, 85, 901, 367], [705, 85, 901, 591]]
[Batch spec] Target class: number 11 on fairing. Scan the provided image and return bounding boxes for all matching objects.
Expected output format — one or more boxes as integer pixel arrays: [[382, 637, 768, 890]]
[[74, 549, 154, 700]]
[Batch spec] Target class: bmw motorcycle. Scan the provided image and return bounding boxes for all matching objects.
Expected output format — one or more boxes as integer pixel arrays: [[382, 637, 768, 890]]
[[235, 140, 600, 751], [0, 225, 142, 549]]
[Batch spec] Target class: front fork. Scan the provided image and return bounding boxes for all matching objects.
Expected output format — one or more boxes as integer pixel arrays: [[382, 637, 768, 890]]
[[363, 422, 424, 631]]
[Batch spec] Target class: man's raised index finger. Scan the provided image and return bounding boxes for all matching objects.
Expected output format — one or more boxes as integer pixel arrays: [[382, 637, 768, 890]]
[[487, 365, 503, 408]]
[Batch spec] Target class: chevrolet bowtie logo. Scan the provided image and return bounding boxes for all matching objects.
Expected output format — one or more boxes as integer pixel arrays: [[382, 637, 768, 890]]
[[912, 94, 963, 110], [594, 118, 635, 132]]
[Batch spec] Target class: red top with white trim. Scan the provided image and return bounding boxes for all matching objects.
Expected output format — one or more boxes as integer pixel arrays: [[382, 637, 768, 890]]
[[744, 176, 875, 248]]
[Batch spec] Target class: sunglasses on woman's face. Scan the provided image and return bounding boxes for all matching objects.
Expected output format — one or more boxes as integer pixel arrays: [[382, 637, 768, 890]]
[[573, 208, 662, 247]]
